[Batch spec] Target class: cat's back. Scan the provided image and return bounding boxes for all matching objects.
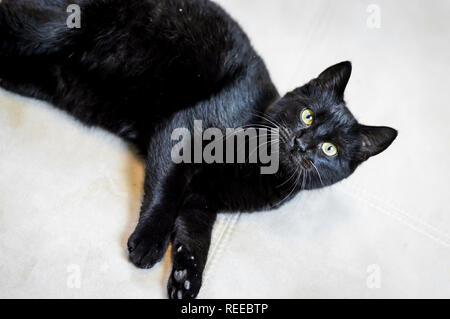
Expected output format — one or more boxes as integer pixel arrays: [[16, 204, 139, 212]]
[[1, 0, 275, 149], [79, 0, 254, 84], [59, 0, 263, 121]]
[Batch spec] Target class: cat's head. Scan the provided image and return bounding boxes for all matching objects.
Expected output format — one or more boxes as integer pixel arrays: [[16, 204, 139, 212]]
[[265, 61, 397, 190]]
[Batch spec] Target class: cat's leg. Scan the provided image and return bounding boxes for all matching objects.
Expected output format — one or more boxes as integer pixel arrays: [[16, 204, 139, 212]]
[[167, 194, 217, 299], [127, 117, 194, 269], [0, 56, 59, 101], [127, 206, 174, 269], [127, 164, 189, 269]]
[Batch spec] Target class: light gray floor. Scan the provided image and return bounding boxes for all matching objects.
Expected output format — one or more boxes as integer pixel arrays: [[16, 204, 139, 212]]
[[0, 0, 449, 298]]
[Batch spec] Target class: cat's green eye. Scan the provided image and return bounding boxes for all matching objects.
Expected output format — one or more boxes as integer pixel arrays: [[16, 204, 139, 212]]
[[301, 108, 314, 125], [322, 142, 338, 157]]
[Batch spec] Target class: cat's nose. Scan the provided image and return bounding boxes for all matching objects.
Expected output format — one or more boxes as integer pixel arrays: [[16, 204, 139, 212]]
[[294, 137, 308, 152]]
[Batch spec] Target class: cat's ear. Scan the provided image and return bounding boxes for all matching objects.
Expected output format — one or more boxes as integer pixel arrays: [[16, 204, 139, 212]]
[[358, 125, 398, 160], [317, 61, 352, 98]]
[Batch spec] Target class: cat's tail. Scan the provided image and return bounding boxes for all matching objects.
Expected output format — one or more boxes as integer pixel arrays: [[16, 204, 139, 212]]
[[0, 0, 82, 99], [0, 0, 79, 57]]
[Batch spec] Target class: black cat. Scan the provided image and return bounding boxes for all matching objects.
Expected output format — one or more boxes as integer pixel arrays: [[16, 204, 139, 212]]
[[0, 0, 397, 299]]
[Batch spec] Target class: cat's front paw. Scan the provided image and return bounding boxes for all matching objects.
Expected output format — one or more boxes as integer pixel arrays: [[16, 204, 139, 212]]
[[127, 230, 169, 269], [167, 246, 203, 299]]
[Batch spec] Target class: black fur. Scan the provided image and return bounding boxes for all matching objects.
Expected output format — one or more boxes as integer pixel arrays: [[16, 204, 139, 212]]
[[0, 0, 397, 299]]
